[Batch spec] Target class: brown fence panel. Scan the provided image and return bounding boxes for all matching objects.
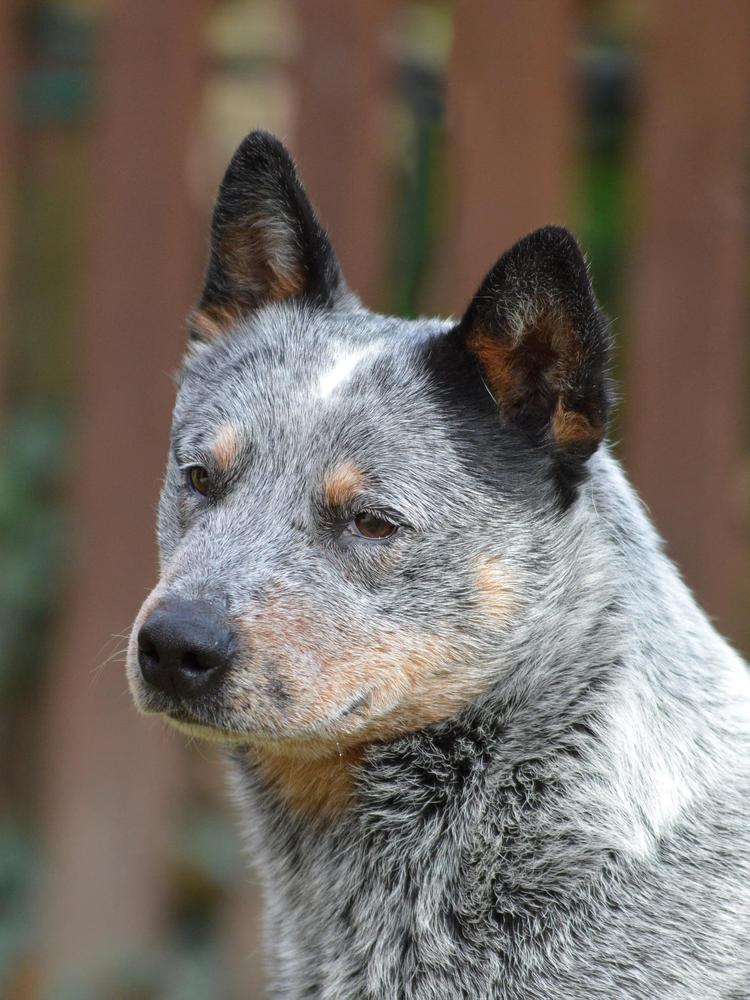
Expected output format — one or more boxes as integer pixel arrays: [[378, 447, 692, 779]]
[[441, 0, 576, 312], [0, 0, 18, 416], [38, 0, 209, 987], [293, 0, 394, 308], [625, 0, 750, 640]]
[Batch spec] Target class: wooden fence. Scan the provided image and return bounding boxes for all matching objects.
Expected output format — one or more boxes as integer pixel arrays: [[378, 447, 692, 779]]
[[1, 2, 747, 996]]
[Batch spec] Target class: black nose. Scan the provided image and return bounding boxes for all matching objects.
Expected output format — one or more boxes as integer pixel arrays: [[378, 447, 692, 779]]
[[137, 598, 235, 699]]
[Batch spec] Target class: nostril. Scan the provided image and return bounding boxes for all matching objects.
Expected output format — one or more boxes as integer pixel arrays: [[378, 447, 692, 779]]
[[137, 633, 160, 669], [181, 649, 207, 674]]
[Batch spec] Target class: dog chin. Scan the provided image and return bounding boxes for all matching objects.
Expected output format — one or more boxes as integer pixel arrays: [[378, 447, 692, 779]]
[[129, 674, 380, 745], [161, 700, 377, 748], [162, 714, 253, 744]]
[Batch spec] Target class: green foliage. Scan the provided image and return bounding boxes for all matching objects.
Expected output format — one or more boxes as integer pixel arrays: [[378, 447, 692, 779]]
[[388, 121, 445, 319], [22, 4, 93, 125], [0, 821, 39, 994], [0, 405, 68, 695]]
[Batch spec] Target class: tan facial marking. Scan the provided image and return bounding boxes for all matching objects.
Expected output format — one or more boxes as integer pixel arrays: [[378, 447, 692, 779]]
[[322, 463, 365, 508], [252, 745, 364, 820], [249, 645, 480, 821], [228, 603, 497, 818], [474, 556, 517, 621], [245, 633, 490, 819], [212, 422, 242, 471], [357, 644, 491, 745]]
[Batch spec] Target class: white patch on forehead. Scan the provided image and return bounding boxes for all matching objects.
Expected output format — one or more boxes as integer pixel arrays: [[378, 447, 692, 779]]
[[317, 342, 381, 400]]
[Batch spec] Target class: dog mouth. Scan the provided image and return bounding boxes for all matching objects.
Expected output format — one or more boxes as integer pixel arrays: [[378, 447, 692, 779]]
[[162, 710, 254, 744], [137, 686, 376, 745]]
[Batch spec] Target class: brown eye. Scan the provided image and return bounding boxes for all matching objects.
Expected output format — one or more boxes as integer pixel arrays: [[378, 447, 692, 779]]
[[353, 512, 397, 539], [188, 465, 211, 495]]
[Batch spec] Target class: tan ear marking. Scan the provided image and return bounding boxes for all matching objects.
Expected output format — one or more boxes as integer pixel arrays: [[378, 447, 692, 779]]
[[551, 401, 603, 450], [466, 329, 521, 404], [467, 313, 579, 404], [322, 463, 365, 508], [221, 216, 306, 305], [266, 264, 306, 301], [188, 303, 242, 342], [467, 317, 604, 451]]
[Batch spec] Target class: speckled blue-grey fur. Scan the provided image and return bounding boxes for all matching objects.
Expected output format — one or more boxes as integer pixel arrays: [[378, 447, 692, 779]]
[[127, 132, 750, 999]]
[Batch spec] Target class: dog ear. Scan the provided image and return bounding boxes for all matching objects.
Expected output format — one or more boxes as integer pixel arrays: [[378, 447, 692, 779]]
[[455, 225, 611, 465], [189, 131, 350, 343]]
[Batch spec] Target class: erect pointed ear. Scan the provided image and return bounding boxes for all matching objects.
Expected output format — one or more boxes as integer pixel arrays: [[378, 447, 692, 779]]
[[189, 131, 351, 343], [456, 226, 611, 464]]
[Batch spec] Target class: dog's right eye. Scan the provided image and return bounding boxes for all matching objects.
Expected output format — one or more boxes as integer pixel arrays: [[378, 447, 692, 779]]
[[187, 465, 211, 496], [350, 511, 399, 540]]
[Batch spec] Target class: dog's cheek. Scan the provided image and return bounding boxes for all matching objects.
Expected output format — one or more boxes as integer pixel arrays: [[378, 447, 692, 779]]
[[356, 636, 490, 742], [355, 558, 518, 740], [473, 555, 519, 624], [224, 560, 518, 739], [226, 609, 370, 731], [223, 610, 413, 734]]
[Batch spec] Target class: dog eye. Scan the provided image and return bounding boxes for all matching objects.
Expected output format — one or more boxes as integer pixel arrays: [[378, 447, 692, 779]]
[[187, 465, 211, 495], [352, 512, 397, 539]]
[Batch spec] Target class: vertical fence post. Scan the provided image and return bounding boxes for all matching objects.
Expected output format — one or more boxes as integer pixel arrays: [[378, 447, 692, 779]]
[[0, 0, 18, 416], [440, 0, 576, 312], [625, 0, 750, 640], [293, 0, 393, 308], [39, 0, 208, 985]]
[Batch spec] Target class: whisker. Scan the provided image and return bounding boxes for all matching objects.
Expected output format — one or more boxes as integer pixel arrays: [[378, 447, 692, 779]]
[[91, 644, 130, 678]]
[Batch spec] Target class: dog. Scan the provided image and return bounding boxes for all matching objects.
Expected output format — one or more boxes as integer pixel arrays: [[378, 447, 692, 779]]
[[127, 131, 750, 999]]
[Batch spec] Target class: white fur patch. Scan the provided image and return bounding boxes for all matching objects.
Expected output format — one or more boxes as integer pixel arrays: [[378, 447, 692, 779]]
[[317, 343, 380, 399], [601, 675, 696, 858]]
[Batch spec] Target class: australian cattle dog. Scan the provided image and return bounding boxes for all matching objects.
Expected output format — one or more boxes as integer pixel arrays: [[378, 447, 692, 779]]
[[127, 131, 750, 999]]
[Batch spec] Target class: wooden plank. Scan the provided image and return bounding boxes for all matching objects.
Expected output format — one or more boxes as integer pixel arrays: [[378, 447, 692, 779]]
[[38, 0, 209, 985], [441, 0, 576, 312], [293, 0, 393, 308], [625, 0, 750, 638], [0, 0, 18, 415]]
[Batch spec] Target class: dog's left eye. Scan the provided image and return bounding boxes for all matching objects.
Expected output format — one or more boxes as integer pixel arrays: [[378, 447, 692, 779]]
[[187, 465, 211, 495], [351, 512, 398, 539]]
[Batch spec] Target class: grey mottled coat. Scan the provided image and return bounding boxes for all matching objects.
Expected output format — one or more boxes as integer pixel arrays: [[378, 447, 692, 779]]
[[127, 133, 750, 999]]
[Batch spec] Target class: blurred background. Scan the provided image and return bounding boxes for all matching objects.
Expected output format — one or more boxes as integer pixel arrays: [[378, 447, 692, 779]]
[[1, 0, 748, 996]]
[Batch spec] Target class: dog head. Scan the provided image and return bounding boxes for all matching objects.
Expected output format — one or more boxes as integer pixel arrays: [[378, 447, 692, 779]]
[[126, 131, 611, 753]]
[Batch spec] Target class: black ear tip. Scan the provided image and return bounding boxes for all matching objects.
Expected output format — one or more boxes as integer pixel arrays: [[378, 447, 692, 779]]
[[237, 129, 290, 156], [511, 224, 585, 265], [502, 225, 591, 297], [225, 130, 296, 180]]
